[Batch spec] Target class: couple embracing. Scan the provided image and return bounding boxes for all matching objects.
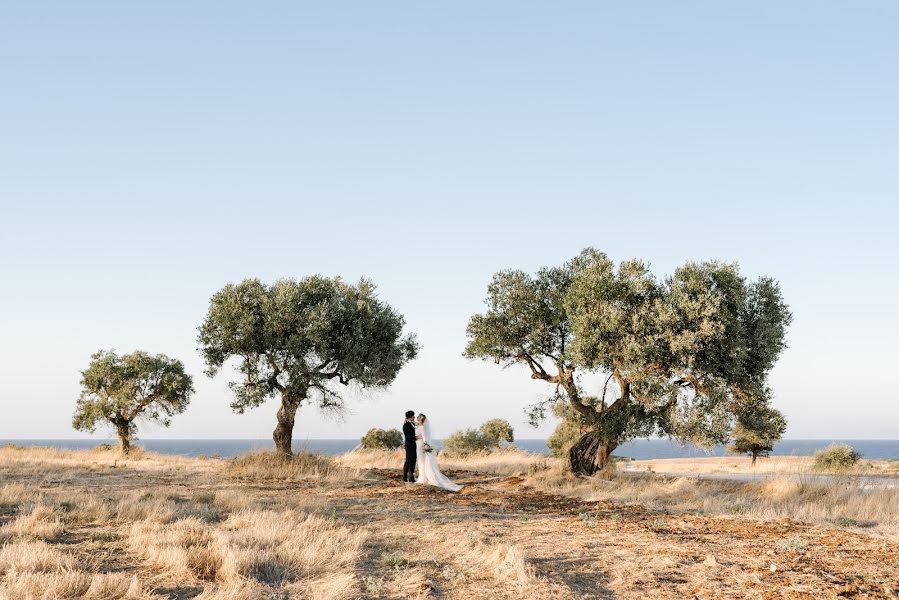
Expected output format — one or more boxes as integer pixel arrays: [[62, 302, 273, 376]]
[[401, 410, 462, 492]]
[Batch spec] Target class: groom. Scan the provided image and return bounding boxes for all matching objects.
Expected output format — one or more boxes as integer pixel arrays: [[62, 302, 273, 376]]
[[402, 410, 417, 482]]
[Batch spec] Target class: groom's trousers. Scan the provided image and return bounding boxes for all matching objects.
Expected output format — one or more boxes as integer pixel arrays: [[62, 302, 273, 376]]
[[403, 444, 417, 481]]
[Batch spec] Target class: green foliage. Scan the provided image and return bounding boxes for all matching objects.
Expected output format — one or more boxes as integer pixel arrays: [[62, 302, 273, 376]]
[[442, 418, 516, 455], [360, 428, 403, 450], [466, 248, 792, 473], [814, 444, 862, 470], [442, 428, 495, 455], [198, 276, 418, 418], [72, 350, 194, 450], [727, 398, 786, 462], [480, 418, 514, 445]]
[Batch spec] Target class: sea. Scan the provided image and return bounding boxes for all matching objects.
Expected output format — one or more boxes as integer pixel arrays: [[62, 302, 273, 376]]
[[2, 439, 898, 460]]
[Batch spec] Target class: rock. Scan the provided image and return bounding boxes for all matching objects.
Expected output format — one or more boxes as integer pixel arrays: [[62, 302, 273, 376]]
[[703, 554, 718, 567], [769, 563, 778, 572]]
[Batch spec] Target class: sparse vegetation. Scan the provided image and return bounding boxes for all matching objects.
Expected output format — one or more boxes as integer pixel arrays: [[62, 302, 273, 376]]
[[1, 445, 897, 599], [360, 427, 403, 450], [814, 444, 862, 470]]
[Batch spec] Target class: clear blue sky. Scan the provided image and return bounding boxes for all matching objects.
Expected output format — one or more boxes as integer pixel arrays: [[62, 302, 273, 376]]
[[1, 2, 896, 441]]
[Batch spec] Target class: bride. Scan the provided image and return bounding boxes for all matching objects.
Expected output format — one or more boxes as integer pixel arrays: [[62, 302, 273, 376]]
[[415, 414, 462, 492]]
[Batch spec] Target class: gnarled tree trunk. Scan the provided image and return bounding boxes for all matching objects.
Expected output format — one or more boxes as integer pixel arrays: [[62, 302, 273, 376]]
[[569, 430, 618, 476], [115, 421, 132, 455], [273, 395, 300, 455]]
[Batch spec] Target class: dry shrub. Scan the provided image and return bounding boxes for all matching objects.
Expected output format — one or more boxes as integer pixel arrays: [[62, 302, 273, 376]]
[[126, 510, 365, 591], [226, 451, 341, 481], [0, 541, 77, 575], [420, 528, 536, 588], [0, 504, 65, 543]]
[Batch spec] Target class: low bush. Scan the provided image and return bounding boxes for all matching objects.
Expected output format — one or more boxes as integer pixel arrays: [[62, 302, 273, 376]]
[[442, 429, 496, 456], [813, 444, 862, 470], [359, 428, 403, 450], [226, 450, 339, 480], [442, 418, 516, 456]]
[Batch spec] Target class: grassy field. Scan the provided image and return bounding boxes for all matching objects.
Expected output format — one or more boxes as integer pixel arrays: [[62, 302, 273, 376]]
[[1, 445, 897, 599]]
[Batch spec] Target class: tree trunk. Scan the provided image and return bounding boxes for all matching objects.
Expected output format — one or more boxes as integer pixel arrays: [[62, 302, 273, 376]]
[[115, 421, 131, 455], [751, 452, 758, 466], [569, 430, 618, 476], [273, 395, 300, 456]]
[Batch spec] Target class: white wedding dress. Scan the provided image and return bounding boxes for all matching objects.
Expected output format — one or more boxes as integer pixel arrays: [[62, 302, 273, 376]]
[[415, 420, 462, 492]]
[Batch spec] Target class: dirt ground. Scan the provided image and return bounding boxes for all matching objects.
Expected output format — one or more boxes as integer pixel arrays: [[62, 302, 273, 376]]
[[2, 454, 897, 599], [329, 469, 899, 599]]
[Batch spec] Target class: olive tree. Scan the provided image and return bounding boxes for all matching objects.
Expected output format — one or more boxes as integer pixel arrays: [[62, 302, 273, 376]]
[[481, 418, 514, 445], [466, 248, 791, 475], [728, 399, 786, 465], [198, 277, 418, 455], [72, 350, 194, 454]]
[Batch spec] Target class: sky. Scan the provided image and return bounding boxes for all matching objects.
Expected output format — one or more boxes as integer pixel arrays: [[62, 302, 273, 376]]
[[1, 2, 897, 442]]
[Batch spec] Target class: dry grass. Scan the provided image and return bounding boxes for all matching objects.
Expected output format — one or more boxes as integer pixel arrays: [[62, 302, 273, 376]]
[[226, 449, 348, 481], [337, 447, 550, 477], [527, 460, 899, 539], [0, 447, 365, 600], [343, 448, 899, 539], [2, 446, 897, 598], [628, 455, 899, 476]]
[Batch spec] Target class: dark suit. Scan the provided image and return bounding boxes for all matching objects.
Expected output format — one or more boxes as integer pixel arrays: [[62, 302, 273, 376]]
[[402, 420, 417, 481]]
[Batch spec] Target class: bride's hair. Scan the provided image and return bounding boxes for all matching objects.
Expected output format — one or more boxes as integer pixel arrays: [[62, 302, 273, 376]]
[[417, 413, 427, 422]]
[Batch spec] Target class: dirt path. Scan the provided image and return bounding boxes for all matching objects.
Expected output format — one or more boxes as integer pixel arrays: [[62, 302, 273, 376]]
[[323, 468, 899, 599]]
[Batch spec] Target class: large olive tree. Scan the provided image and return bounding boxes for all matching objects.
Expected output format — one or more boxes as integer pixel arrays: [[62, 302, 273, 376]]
[[466, 248, 791, 475], [72, 350, 194, 454], [198, 276, 418, 455]]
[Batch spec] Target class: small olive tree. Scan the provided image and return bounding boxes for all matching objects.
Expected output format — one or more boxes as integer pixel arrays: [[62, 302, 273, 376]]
[[72, 350, 194, 454], [360, 428, 403, 450], [443, 418, 515, 455], [480, 418, 514, 445], [466, 248, 791, 476], [198, 277, 418, 455], [727, 400, 786, 465]]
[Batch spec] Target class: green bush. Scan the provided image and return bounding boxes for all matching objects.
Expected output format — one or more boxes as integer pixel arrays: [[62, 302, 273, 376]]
[[442, 418, 516, 456], [813, 444, 862, 470], [442, 428, 495, 455], [360, 428, 403, 450], [480, 418, 514, 445]]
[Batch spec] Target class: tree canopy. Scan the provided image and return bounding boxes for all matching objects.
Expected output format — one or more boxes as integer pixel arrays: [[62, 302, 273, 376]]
[[466, 248, 791, 475], [72, 350, 194, 453], [198, 276, 418, 455]]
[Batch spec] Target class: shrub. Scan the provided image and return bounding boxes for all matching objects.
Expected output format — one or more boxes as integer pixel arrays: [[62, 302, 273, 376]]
[[226, 450, 339, 480], [813, 444, 862, 470], [480, 419, 514, 445], [442, 429, 495, 456], [443, 419, 516, 456], [360, 428, 403, 450]]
